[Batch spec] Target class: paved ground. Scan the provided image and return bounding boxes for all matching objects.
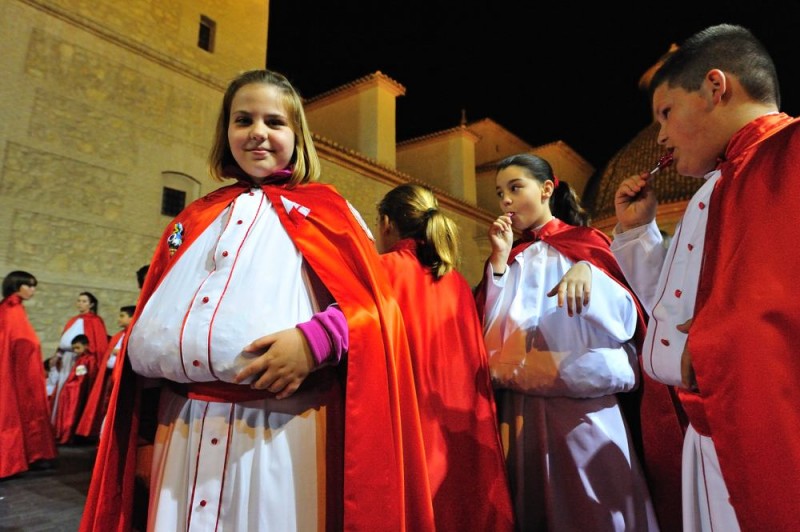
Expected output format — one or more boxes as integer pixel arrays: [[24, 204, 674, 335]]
[[0, 444, 95, 531]]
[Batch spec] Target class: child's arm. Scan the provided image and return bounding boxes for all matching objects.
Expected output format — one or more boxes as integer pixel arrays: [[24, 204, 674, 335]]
[[610, 220, 667, 313], [234, 304, 348, 399], [552, 262, 638, 343], [234, 327, 315, 400], [488, 213, 514, 274], [546, 261, 592, 317], [480, 213, 515, 322]]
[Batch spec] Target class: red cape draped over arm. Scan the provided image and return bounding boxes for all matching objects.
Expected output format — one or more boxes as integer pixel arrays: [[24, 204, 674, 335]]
[[80, 181, 435, 531]]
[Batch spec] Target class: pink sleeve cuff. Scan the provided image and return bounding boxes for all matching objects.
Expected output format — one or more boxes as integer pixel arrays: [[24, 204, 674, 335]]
[[296, 304, 349, 367]]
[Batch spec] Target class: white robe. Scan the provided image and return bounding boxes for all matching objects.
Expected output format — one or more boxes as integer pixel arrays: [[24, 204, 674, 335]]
[[128, 187, 340, 532], [610, 170, 739, 532], [483, 241, 658, 531]]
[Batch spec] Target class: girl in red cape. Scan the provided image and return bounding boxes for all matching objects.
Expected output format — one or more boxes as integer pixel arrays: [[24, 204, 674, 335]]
[[376, 183, 515, 531], [81, 69, 434, 532]]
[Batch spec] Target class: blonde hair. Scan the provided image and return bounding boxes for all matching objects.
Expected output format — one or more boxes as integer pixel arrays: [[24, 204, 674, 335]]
[[208, 69, 321, 185], [377, 183, 460, 279]]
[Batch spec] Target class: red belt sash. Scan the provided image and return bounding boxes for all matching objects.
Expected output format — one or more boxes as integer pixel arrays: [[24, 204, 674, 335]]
[[168, 370, 337, 404]]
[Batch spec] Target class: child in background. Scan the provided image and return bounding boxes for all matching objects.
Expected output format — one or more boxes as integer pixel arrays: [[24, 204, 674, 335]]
[[75, 305, 135, 441], [135, 264, 149, 290], [376, 183, 515, 531], [477, 153, 660, 531], [46, 292, 108, 421], [81, 69, 434, 532], [52, 334, 97, 444]]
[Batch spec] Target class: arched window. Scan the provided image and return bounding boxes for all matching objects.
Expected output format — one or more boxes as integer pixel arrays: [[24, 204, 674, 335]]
[[161, 172, 200, 217]]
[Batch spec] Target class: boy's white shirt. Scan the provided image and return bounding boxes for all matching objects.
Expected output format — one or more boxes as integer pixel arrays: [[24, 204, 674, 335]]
[[610, 170, 720, 387]]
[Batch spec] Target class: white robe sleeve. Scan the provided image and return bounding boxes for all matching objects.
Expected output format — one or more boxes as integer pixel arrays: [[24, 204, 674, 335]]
[[610, 173, 719, 387], [610, 220, 666, 315], [578, 262, 638, 343]]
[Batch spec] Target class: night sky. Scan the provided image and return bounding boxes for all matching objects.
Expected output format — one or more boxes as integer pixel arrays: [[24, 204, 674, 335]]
[[266, 1, 800, 174]]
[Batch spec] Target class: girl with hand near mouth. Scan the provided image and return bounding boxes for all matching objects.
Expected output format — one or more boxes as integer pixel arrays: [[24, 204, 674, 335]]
[[476, 153, 666, 531]]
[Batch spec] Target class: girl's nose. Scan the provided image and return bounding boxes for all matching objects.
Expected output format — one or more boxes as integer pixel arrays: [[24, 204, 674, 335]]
[[656, 126, 667, 145], [250, 124, 267, 142]]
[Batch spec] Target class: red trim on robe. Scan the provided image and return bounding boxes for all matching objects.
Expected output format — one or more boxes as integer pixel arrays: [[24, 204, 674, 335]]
[[80, 180, 435, 532]]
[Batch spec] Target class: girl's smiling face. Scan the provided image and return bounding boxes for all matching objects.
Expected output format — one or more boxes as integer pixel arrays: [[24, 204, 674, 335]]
[[228, 83, 296, 184], [495, 165, 553, 230]]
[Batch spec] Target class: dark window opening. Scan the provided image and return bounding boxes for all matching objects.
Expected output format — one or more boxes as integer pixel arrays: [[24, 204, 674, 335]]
[[198, 15, 216, 52], [162, 187, 186, 217]]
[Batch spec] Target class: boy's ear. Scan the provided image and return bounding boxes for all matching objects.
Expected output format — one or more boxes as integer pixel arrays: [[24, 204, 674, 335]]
[[706, 69, 728, 104]]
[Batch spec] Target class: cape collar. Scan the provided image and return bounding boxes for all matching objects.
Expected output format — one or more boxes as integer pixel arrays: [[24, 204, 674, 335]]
[[231, 168, 294, 188], [509, 217, 562, 264], [723, 112, 793, 164], [2, 293, 23, 307], [518, 217, 558, 243], [389, 238, 419, 254]]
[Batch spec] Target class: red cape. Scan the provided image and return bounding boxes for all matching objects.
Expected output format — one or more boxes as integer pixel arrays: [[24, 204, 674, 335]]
[[689, 113, 800, 531], [52, 351, 97, 444], [57, 312, 109, 362], [50, 313, 107, 444], [0, 294, 57, 478], [475, 218, 685, 532], [76, 328, 126, 438], [380, 239, 515, 531], [81, 180, 435, 531]]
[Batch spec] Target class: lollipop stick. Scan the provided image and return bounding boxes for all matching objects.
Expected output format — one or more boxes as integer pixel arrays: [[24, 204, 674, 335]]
[[649, 151, 674, 175]]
